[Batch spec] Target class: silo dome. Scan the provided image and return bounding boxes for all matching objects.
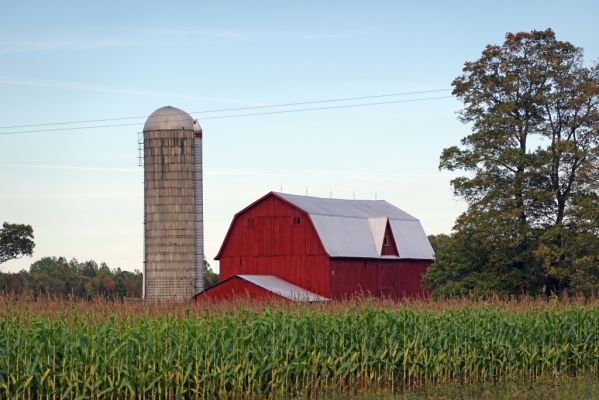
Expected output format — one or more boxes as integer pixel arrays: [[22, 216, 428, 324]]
[[143, 106, 195, 131]]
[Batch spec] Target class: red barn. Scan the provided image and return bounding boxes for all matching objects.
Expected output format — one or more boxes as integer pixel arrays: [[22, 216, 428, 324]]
[[195, 192, 434, 301]]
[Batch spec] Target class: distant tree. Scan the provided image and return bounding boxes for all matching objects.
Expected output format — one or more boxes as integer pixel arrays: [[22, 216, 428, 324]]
[[424, 29, 599, 297], [0, 222, 35, 264], [0, 270, 29, 293], [204, 259, 219, 289], [121, 269, 143, 298], [427, 234, 452, 254], [30, 256, 69, 275]]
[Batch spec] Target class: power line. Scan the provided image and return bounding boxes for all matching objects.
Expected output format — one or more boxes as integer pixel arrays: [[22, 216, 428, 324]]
[[198, 95, 453, 120], [0, 88, 451, 130], [0, 95, 453, 135]]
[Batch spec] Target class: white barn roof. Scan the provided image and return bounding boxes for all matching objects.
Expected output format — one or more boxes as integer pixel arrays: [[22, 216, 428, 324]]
[[237, 275, 329, 301], [276, 192, 434, 260]]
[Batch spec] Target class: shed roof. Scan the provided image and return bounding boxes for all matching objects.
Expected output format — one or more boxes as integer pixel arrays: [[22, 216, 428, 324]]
[[237, 275, 330, 301], [276, 192, 434, 260]]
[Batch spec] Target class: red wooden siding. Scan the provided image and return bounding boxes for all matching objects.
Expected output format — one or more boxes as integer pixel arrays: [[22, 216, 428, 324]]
[[329, 259, 430, 299], [218, 195, 331, 297], [394, 261, 430, 297], [195, 276, 283, 301], [380, 221, 399, 256]]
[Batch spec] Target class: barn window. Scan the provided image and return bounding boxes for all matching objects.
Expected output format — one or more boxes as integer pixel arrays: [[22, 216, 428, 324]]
[[292, 217, 301, 225], [247, 217, 255, 228], [383, 237, 389, 247]]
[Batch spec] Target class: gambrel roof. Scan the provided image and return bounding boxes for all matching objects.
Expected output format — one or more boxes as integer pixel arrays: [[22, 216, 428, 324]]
[[277, 192, 434, 260]]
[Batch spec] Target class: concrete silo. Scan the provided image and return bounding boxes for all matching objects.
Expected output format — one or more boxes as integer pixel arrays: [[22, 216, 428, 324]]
[[142, 106, 204, 300]]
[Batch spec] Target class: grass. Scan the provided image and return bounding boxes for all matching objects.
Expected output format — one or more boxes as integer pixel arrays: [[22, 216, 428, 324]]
[[2, 295, 599, 398]]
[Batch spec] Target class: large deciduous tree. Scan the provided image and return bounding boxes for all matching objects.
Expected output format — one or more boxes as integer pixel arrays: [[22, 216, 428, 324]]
[[0, 222, 35, 264], [424, 29, 599, 296]]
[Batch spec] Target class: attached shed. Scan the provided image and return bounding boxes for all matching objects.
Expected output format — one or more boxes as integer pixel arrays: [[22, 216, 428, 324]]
[[195, 192, 434, 301], [197, 275, 329, 302]]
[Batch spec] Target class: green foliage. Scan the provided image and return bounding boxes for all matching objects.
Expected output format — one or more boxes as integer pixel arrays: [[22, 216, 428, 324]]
[[204, 259, 219, 289], [3, 303, 599, 398], [0, 257, 142, 298], [426, 29, 599, 297], [0, 222, 34, 264]]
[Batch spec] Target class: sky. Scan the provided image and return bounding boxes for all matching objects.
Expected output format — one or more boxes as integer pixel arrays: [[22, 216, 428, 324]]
[[1, 1, 598, 273]]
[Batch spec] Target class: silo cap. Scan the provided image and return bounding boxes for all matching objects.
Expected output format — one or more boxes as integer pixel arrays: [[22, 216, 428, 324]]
[[143, 106, 195, 131]]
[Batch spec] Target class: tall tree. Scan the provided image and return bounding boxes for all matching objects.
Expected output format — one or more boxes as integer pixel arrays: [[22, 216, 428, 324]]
[[0, 222, 35, 264], [425, 29, 599, 296]]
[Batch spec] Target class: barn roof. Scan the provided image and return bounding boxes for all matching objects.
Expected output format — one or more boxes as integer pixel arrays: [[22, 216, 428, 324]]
[[195, 274, 330, 301], [276, 192, 434, 260], [237, 275, 330, 301]]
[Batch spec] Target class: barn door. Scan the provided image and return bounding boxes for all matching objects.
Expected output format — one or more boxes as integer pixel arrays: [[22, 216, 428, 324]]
[[377, 265, 395, 298]]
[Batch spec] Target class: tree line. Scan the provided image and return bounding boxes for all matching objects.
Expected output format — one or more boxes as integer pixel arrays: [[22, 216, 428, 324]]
[[0, 223, 219, 299], [0, 255, 219, 299], [0, 257, 143, 299]]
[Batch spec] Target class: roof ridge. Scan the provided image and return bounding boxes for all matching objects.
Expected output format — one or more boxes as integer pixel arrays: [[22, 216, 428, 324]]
[[305, 212, 418, 221], [276, 191, 390, 203]]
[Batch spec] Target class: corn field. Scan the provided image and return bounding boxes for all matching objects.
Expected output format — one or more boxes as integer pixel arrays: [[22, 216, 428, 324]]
[[2, 297, 599, 399]]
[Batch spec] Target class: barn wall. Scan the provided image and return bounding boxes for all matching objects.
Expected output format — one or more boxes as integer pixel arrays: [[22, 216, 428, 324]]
[[195, 277, 282, 301], [218, 195, 330, 297], [330, 259, 430, 299], [395, 260, 430, 297]]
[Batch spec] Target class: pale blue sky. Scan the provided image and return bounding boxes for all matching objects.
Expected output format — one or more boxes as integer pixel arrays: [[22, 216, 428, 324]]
[[1, 1, 598, 272]]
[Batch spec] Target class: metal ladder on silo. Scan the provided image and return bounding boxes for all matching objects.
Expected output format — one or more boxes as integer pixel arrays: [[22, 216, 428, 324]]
[[137, 132, 144, 167]]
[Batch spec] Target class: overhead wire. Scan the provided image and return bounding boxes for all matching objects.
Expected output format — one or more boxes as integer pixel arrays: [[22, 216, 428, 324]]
[[0, 88, 451, 130], [194, 95, 453, 120], [0, 95, 453, 135]]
